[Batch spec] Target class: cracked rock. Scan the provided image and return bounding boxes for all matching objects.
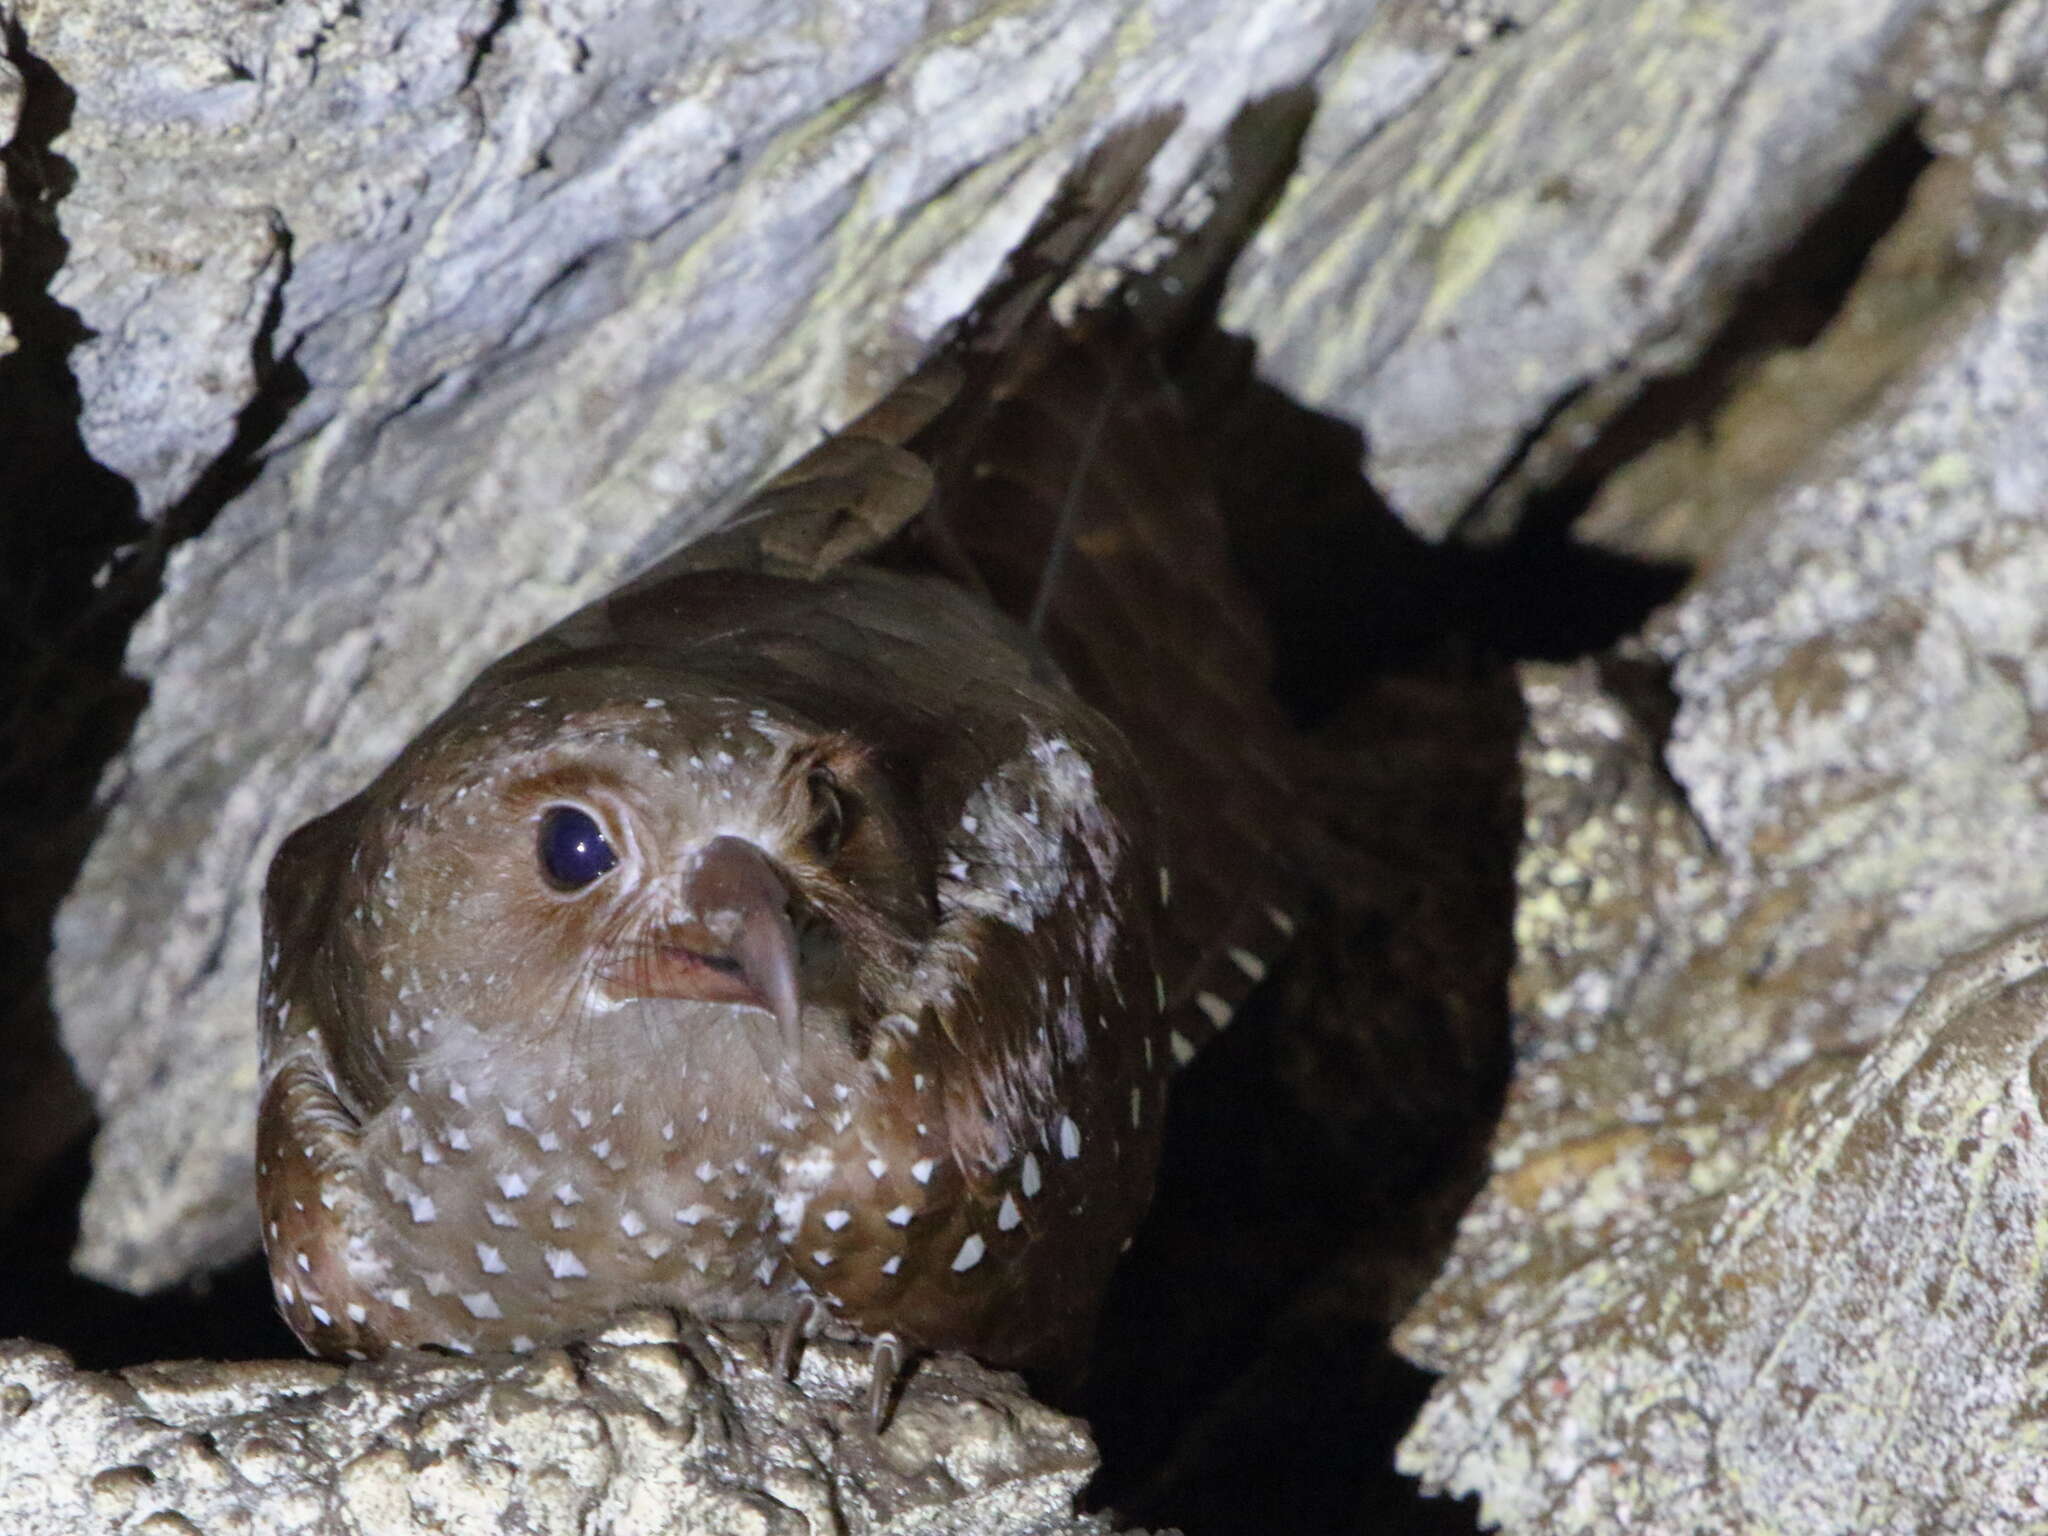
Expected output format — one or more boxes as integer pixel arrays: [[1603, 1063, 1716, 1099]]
[[1221, 0, 1949, 537], [1396, 162, 2048, 1532], [0, 1313, 1111, 1536]]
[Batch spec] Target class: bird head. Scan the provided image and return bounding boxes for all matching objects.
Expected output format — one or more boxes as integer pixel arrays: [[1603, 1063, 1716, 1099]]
[[285, 665, 935, 1103]]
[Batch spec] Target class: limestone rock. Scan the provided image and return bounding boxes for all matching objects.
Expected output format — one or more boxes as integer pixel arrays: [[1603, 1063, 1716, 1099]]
[[1397, 165, 2048, 1531], [0, 1314, 1111, 1536], [1222, 0, 1949, 537]]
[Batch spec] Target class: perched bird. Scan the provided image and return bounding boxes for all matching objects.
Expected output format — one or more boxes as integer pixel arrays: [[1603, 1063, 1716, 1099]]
[[256, 125, 1303, 1417]]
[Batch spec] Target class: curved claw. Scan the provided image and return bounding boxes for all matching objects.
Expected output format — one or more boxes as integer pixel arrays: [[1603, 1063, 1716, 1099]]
[[773, 1295, 819, 1382], [867, 1333, 905, 1434]]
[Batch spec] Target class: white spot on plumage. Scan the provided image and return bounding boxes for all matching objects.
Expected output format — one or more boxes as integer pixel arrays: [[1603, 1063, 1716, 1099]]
[[998, 1194, 1022, 1231], [409, 1193, 437, 1224], [1022, 1153, 1042, 1197], [592, 1138, 612, 1159], [911, 1158, 935, 1185], [512, 1335, 536, 1353], [620, 1209, 647, 1237], [811, 1250, 834, 1267], [309, 1303, 334, 1326], [476, 1244, 507, 1274], [822, 1209, 852, 1231], [694, 1161, 716, 1183], [503, 1106, 528, 1130], [446, 1125, 471, 1151], [554, 1181, 582, 1206], [296, 1251, 311, 1273], [676, 1204, 711, 1226], [952, 1235, 986, 1271], [497, 1171, 530, 1199], [485, 1202, 518, 1229], [346, 1303, 367, 1324], [1159, 865, 1171, 904], [388, 1288, 412, 1311], [1266, 905, 1297, 936], [546, 1247, 588, 1279], [867, 1157, 889, 1179], [1059, 1116, 1082, 1159], [1197, 992, 1233, 1028], [1228, 947, 1268, 982], [882, 1255, 902, 1275], [536, 1130, 560, 1152], [463, 1290, 502, 1319], [887, 1205, 914, 1226], [1131, 1086, 1143, 1127], [1170, 1030, 1196, 1065]]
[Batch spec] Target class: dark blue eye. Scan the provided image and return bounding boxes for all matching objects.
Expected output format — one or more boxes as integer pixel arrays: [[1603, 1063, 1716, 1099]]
[[538, 805, 617, 891]]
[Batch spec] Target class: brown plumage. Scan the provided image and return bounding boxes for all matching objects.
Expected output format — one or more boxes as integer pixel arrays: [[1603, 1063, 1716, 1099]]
[[257, 128, 1303, 1406]]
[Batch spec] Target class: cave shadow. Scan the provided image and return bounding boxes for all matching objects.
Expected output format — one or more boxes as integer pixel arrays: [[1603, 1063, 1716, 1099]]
[[0, 16, 147, 1264], [0, 18, 306, 1368], [1071, 336, 1687, 1534], [1076, 107, 1943, 1532]]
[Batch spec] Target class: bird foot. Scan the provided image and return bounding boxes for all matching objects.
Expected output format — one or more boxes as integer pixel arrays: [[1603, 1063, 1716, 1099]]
[[772, 1295, 820, 1381], [867, 1332, 904, 1433]]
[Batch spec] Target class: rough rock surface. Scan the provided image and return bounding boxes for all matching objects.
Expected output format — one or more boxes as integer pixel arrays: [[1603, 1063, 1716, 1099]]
[[1396, 169, 2048, 1528], [0, 1312, 1111, 1536], [1222, 0, 1944, 537], [1406, 920, 2048, 1530]]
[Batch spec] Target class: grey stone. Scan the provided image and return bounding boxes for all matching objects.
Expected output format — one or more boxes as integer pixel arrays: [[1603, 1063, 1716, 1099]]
[[0, 1313, 1113, 1536], [1397, 171, 2048, 1530], [1223, 0, 1953, 536]]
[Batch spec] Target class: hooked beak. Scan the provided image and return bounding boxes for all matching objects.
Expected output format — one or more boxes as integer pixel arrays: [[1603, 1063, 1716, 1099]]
[[614, 834, 803, 1058]]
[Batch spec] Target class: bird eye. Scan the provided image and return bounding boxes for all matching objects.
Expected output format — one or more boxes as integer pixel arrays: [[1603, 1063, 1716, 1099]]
[[807, 767, 850, 861], [537, 805, 618, 891]]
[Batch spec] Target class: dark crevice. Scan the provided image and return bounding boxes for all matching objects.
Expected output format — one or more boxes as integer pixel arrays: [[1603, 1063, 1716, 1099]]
[[1076, 332, 1521, 1533], [151, 224, 309, 561], [0, 19, 308, 1363], [0, 17, 144, 1239], [0, 1131, 298, 1369], [1076, 103, 1948, 1536], [1464, 113, 1935, 569], [462, 0, 521, 90]]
